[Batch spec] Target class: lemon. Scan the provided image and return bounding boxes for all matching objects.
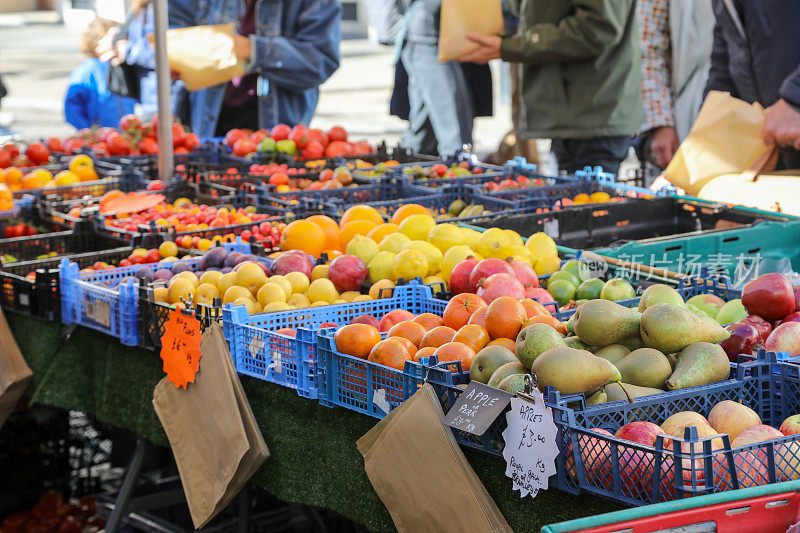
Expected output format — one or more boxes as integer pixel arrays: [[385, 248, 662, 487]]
[[379, 232, 412, 253], [369, 279, 395, 299], [287, 293, 311, 308], [509, 245, 535, 265], [393, 248, 428, 281], [427, 223, 464, 253], [460, 227, 482, 249], [504, 229, 524, 247], [398, 213, 436, 241], [441, 245, 480, 283], [267, 275, 292, 299], [525, 232, 558, 260], [263, 301, 292, 313], [403, 240, 442, 276], [257, 282, 287, 307], [307, 278, 339, 304], [311, 264, 329, 281], [476, 227, 514, 259], [285, 271, 310, 294], [534, 255, 562, 276], [346, 234, 380, 264], [368, 250, 396, 283], [423, 275, 447, 295]]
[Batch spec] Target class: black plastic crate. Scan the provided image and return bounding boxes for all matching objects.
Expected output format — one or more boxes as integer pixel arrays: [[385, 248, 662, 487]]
[[137, 284, 222, 350], [470, 196, 795, 249], [0, 218, 127, 264]]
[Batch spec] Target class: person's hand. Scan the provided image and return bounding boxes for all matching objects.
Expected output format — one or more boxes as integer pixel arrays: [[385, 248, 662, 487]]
[[95, 27, 127, 66], [456, 33, 501, 64], [649, 126, 679, 168], [233, 34, 251, 60], [764, 98, 800, 150]]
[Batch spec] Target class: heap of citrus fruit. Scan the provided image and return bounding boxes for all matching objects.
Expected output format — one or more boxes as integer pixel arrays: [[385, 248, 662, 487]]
[[0, 154, 100, 191]]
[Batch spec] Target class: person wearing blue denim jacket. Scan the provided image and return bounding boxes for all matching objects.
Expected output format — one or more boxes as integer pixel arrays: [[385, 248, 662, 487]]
[[168, 0, 341, 138], [124, 4, 158, 116]]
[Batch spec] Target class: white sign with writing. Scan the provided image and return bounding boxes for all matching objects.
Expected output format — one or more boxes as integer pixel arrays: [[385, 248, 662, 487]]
[[501, 391, 559, 498]]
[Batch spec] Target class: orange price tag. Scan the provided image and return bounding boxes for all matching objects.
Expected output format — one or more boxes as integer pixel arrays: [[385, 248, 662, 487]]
[[160, 309, 202, 389]]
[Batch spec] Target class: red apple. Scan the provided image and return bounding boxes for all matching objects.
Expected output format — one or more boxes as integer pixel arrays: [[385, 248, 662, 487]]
[[616, 421, 665, 446], [781, 415, 800, 436], [795, 288, 800, 312], [564, 428, 613, 491], [660, 411, 711, 438], [719, 323, 761, 362], [738, 315, 772, 343], [350, 314, 380, 329], [765, 322, 800, 356], [708, 400, 761, 441], [713, 450, 768, 491], [618, 448, 655, 497], [378, 309, 415, 333], [780, 311, 800, 325], [742, 273, 796, 320]]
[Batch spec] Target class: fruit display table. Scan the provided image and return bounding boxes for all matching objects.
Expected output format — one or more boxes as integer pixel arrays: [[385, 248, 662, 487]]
[[11, 314, 621, 531]]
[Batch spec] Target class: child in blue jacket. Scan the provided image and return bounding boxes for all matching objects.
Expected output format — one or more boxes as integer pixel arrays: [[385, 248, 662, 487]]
[[64, 18, 136, 130]]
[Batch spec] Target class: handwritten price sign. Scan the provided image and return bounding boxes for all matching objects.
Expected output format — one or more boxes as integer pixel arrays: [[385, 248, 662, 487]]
[[160, 309, 202, 389], [501, 391, 559, 498]]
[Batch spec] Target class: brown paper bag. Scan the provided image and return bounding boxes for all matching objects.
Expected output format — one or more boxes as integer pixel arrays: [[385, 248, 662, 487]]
[[166, 23, 245, 91], [665, 91, 772, 195], [438, 0, 503, 62], [358, 384, 512, 533], [698, 171, 800, 216], [0, 307, 32, 430], [153, 323, 268, 528]]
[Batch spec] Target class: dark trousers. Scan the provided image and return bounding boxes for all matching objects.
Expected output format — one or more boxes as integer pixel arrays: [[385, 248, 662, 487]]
[[550, 136, 632, 175], [778, 147, 800, 171]]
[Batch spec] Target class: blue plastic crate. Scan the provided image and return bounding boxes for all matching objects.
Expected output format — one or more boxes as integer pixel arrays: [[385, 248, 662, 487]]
[[223, 280, 448, 401]]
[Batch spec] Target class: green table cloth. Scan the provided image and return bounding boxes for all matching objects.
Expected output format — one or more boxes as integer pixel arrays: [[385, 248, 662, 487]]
[[10, 314, 620, 531]]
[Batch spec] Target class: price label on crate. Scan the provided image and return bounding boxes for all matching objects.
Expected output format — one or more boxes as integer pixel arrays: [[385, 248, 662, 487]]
[[160, 309, 202, 389], [85, 299, 111, 328], [501, 391, 559, 498], [443, 382, 512, 436]]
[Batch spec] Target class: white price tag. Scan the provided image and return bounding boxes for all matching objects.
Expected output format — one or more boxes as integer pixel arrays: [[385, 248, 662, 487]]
[[249, 336, 264, 358], [543, 218, 559, 239], [501, 391, 559, 498], [18, 293, 29, 307], [85, 299, 111, 327], [272, 350, 283, 374], [373, 388, 391, 414]]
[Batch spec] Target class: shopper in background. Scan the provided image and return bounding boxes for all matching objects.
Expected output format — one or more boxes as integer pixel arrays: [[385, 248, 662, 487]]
[[168, 0, 341, 139], [706, 0, 800, 169], [636, 0, 714, 169], [64, 18, 136, 130], [398, 0, 492, 157], [457, 0, 643, 175]]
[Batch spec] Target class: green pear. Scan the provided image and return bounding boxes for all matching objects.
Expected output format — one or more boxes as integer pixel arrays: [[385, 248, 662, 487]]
[[594, 344, 630, 364], [573, 299, 641, 347], [600, 278, 636, 301], [586, 388, 607, 405], [577, 278, 605, 300], [638, 284, 684, 311], [470, 346, 517, 384], [563, 336, 592, 351], [566, 314, 575, 335], [640, 303, 730, 354], [515, 323, 566, 368], [614, 348, 673, 389], [617, 336, 645, 351], [716, 299, 748, 325], [487, 361, 526, 388], [666, 342, 731, 390], [686, 294, 726, 320], [666, 352, 678, 369], [531, 347, 621, 395], [605, 382, 664, 402], [499, 374, 527, 394]]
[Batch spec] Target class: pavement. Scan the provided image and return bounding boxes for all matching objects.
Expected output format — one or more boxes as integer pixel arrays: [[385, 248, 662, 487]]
[[0, 15, 513, 156]]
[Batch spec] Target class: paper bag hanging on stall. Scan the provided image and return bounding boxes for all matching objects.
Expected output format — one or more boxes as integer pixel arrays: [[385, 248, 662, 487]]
[[698, 171, 800, 217], [166, 23, 245, 91], [664, 91, 773, 196], [0, 307, 32, 430], [357, 384, 512, 533], [153, 323, 268, 529], [438, 0, 503, 62]]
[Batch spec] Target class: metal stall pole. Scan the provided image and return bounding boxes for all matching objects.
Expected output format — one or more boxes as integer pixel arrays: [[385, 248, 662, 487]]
[[152, 0, 174, 180]]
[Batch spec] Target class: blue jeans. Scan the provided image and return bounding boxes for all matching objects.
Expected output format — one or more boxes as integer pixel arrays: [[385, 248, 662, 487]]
[[401, 42, 474, 157], [551, 136, 632, 175]]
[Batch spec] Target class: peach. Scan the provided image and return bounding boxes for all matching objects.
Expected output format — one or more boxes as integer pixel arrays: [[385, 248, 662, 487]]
[[660, 412, 711, 438], [731, 424, 783, 448]]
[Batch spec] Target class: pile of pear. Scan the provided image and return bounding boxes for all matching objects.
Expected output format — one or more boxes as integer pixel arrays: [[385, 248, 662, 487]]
[[475, 284, 733, 403]]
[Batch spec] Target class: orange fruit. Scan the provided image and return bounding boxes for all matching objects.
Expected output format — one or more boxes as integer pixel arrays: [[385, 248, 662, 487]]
[[334, 324, 381, 359], [368, 338, 413, 370], [74, 165, 99, 182], [412, 313, 444, 331], [388, 320, 427, 347], [523, 315, 568, 336], [485, 296, 527, 340], [452, 324, 490, 353], [442, 293, 488, 331], [413, 346, 436, 362], [307, 215, 341, 251], [0, 184, 12, 202], [325, 249, 342, 261], [573, 193, 590, 204], [391, 203, 430, 225], [467, 307, 488, 328], [367, 222, 399, 243], [339, 205, 383, 228], [338, 220, 377, 250], [280, 219, 326, 257], [419, 326, 456, 349], [487, 338, 517, 352], [393, 337, 418, 359], [519, 298, 552, 319], [4, 167, 22, 186], [21, 170, 50, 189], [433, 342, 476, 372]]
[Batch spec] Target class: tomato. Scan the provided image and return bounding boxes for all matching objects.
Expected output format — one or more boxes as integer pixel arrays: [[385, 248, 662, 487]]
[[8, 223, 26, 238], [46, 137, 64, 153], [307, 128, 329, 147], [324, 140, 349, 158], [95, 127, 115, 143], [270, 123, 291, 141], [0, 150, 11, 169], [138, 138, 159, 155], [352, 141, 372, 155], [301, 140, 324, 159], [106, 132, 130, 155], [62, 139, 83, 155], [318, 168, 334, 182], [250, 130, 269, 145], [432, 163, 448, 177], [268, 172, 289, 185], [288, 125, 309, 149], [182, 132, 200, 151], [118, 258, 132, 267], [25, 225, 37, 236], [171, 123, 186, 147], [239, 229, 252, 241], [327, 126, 348, 143], [232, 138, 256, 157], [3, 144, 20, 160], [119, 114, 141, 132], [174, 146, 189, 154], [224, 128, 248, 147], [92, 142, 109, 155], [25, 143, 50, 165], [145, 249, 161, 263]]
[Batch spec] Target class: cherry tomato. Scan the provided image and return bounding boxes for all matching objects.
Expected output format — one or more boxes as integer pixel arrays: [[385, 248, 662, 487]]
[[182, 132, 200, 151], [118, 114, 141, 132], [270, 124, 291, 141], [25, 143, 50, 165]]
